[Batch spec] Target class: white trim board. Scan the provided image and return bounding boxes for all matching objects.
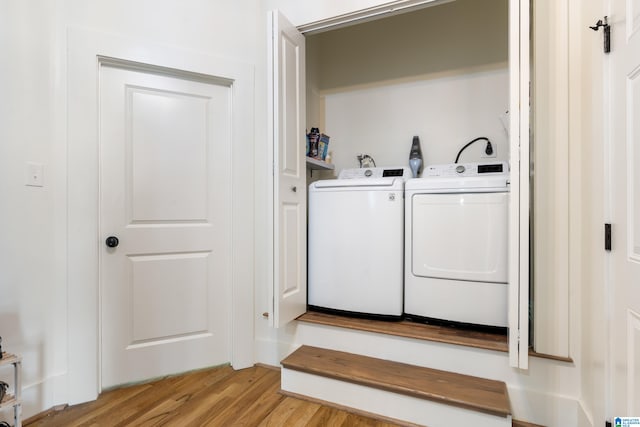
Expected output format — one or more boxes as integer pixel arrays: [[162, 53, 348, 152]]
[[297, 0, 455, 34]]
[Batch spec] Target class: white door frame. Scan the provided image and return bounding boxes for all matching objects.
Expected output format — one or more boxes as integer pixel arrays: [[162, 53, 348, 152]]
[[67, 28, 254, 404], [603, 0, 640, 417], [508, 0, 531, 369]]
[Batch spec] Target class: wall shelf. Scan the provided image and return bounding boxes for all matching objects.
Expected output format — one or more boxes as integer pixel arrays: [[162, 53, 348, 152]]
[[0, 352, 22, 427], [306, 157, 335, 171]]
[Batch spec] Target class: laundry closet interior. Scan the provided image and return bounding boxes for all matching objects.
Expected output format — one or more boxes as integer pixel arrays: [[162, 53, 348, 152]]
[[298, 0, 512, 332], [304, 0, 509, 177]]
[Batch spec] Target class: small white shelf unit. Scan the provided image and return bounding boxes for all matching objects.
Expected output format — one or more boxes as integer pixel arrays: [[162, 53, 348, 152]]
[[0, 353, 22, 427]]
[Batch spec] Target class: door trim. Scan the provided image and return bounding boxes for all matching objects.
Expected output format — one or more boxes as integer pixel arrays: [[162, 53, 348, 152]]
[[67, 28, 254, 404], [296, 0, 454, 34], [507, 0, 530, 369]]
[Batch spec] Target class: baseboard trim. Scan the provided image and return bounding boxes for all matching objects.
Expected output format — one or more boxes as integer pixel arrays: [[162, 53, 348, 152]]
[[23, 404, 68, 425], [255, 362, 280, 371], [512, 420, 546, 427]]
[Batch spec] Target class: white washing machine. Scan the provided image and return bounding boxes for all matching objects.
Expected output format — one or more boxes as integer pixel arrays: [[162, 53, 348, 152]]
[[404, 162, 510, 328], [308, 166, 411, 319]]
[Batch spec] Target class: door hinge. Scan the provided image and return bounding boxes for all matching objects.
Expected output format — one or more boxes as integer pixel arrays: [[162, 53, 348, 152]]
[[605, 223, 612, 251], [589, 16, 611, 53]]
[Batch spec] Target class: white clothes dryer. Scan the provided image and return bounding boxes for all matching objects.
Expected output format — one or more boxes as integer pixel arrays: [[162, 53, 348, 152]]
[[308, 167, 411, 319], [404, 162, 510, 328]]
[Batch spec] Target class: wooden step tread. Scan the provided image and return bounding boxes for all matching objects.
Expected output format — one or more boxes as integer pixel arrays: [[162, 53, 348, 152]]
[[281, 345, 511, 418], [297, 311, 508, 353]]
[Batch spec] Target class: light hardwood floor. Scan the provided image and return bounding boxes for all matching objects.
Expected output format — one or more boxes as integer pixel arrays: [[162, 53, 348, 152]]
[[26, 365, 404, 427]]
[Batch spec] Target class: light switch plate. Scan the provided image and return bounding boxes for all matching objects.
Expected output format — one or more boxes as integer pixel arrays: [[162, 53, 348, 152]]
[[26, 162, 44, 187]]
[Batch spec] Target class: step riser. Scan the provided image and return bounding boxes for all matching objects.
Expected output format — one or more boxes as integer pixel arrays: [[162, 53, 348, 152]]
[[296, 322, 509, 379], [282, 368, 512, 427]]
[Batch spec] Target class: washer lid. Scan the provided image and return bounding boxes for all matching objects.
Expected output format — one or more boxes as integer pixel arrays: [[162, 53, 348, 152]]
[[311, 177, 404, 190]]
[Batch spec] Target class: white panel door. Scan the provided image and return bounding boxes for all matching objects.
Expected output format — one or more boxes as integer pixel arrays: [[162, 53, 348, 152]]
[[269, 10, 307, 327], [609, 0, 640, 418], [99, 62, 232, 388]]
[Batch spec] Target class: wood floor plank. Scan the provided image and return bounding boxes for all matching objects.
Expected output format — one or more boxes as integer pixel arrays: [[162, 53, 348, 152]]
[[196, 368, 284, 426], [153, 366, 268, 426], [36, 381, 156, 426], [282, 345, 511, 418], [27, 365, 401, 427], [257, 396, 322, 427], [280, 390, 422, 427], [135, 368, 237, 427], [221, 375, 286, 426], [122, 367, 236, 427], [305, 406, 349, 427], [341, 413, 394, 427], [105, 367, 235, 427]]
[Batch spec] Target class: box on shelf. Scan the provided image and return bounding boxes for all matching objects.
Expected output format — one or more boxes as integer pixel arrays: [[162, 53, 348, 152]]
[[318, 134, 330, 161]]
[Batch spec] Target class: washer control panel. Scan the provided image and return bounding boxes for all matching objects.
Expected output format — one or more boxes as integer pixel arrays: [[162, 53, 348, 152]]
[[339, 167, 412, 180], [424, 162, 508, 177]]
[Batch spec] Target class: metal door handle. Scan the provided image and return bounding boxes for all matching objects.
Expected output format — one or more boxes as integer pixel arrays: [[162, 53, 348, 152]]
[[105, 236, 119, 248], [291, 186, 297, 192]]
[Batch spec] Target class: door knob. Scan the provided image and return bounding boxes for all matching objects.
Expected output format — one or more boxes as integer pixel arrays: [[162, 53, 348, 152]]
[[105, 236, 119, 248], [291, 186, 297, 192]]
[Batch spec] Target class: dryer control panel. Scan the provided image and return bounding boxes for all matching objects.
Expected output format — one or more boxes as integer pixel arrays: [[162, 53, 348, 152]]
[[424, 162, 509, 177]]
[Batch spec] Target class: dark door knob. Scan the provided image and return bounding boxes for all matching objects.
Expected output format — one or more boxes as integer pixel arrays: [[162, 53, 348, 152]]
[[105, 236, 119, 248]]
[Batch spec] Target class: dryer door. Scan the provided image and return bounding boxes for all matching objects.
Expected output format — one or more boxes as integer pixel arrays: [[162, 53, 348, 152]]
[[411, 192, 509, 283]]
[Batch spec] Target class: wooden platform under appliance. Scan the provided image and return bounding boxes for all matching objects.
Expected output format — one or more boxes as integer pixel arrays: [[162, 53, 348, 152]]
[[297, 310, 509, 353]]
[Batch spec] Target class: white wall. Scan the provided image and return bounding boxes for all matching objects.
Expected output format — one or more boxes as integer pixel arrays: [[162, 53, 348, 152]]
[[0, 0, 68, 419], [324, 70, 509, 172], [306, 0, 509, 172], [62, 0, 258, 63], [0, 0, 260, 421]]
